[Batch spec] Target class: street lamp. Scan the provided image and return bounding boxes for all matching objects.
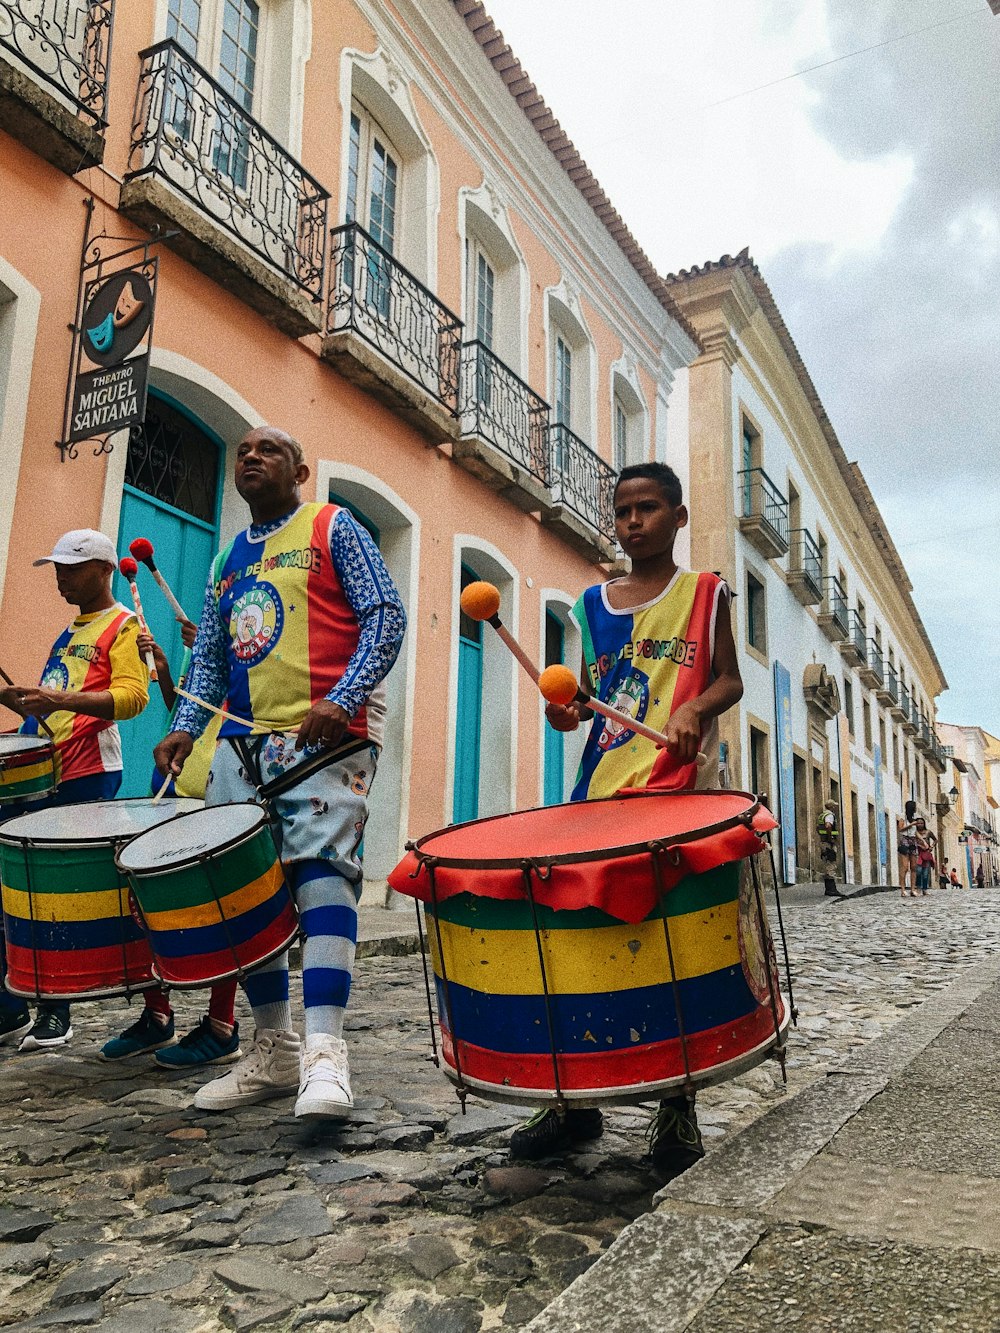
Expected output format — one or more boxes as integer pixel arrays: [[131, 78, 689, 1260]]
[[948, 787, 959, 806]]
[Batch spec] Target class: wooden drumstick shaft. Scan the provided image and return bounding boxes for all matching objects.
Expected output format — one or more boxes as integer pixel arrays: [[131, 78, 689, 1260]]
[[0, 660, 56, 739], [149, 566, 188, 623], [488, 615, 540, 684], [573, 690, 706, 761], [126, 580, 158, 682]]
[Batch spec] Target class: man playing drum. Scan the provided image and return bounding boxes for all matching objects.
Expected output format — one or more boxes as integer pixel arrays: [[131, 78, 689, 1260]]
[[510, 462, 744, 1173], [0, 530, 149, 1050], [155, 427, 406, 1120]]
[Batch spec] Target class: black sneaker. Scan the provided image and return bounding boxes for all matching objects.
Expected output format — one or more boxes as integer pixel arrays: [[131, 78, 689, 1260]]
[[648, 1095, 704, 1176], [0, 1005, 32, 1047], [19, 1009, 73, 1051], [508, 1106, 604, 1161], [100, 1008, 176, 1061]]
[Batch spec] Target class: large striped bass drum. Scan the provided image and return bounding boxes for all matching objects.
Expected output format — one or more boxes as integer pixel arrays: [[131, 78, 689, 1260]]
[[389, 790, 792, 1107]]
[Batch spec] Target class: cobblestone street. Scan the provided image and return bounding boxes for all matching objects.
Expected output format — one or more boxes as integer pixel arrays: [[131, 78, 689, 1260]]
[[2, 888, 999, 1332]]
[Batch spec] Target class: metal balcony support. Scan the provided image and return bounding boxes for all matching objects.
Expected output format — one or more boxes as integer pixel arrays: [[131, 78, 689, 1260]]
[[737, 467, 789, 558]]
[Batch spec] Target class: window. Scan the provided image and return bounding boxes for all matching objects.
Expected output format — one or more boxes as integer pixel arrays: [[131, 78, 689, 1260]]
[[788, 480, 801, 535], [746, 571, 767, 654], [878, 714, 886, 764], [347, 108, 400, 252], [474, 250, 495, 350], [749, 725, 770, 798], [892, 727, 898, 776], [555, 336, 572, 426], [857, 597, 867, 633], [818, 532, 828, 583], [844, 676, 854, 736], [614, 396, 628, 473], [547, 287, 594, 445], [862, 697, 872, 751], [741, 419, 757, 514]]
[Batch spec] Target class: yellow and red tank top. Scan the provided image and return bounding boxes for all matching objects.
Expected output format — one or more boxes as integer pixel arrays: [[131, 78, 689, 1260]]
[[570, 570, 728, 798], [211, 503, 369, 740], [20, 605, 143, 782]]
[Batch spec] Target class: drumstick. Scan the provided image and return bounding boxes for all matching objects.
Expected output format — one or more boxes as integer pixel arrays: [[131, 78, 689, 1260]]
[[118, 557, 157, 681], [0, 660, 56, 739], [459, 582, 540, 684], [151, 769, 172, 805], [129, 539, 188, 623], [459, 582, 688, 753]]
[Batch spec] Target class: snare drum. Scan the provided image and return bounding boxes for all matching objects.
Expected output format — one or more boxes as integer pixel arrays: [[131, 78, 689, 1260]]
[[0, 798, 202, 1001], [389, 790, 787, 1107], [117, 802, 299, 988], [0, 735, 56, 805]]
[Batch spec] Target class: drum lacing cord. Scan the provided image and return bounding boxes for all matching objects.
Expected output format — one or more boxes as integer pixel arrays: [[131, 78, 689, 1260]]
[[403, 848, 440, 1074], [196, 845, 252, 986], [748, 852, 788, 1084], [421, 857, 469, 1113], [764, 838, 797, 1028], [520, 859, 566, 1114], [648, 841, 694, 1099]]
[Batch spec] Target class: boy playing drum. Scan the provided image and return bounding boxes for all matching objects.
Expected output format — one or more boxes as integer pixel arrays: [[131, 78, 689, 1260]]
[[509, 462, 744, 1174]]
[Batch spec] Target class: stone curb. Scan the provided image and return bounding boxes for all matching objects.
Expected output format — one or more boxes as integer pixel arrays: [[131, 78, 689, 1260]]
[[526, 952, 1000, 1332]]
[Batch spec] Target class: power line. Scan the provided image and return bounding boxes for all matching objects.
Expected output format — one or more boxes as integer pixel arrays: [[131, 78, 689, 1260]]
[[702, 6, 987, 110]]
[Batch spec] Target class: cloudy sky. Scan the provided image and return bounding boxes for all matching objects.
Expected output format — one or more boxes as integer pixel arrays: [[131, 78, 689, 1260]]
[[482, 0, 1000, 735]]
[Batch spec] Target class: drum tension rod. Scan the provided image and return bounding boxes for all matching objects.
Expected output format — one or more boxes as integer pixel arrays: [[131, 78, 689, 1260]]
[[409, 866, 440, 1069], [424, 859, 470, 1113], [649, 841, 695, 1101], [521, 860, 566, 1116]]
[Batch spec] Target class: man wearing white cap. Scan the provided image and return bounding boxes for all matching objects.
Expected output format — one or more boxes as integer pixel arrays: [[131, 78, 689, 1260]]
[[0, 530, 148, 1050]]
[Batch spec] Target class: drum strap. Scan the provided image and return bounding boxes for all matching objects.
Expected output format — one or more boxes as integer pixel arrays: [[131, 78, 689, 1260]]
[[227, 735, 374, 804]]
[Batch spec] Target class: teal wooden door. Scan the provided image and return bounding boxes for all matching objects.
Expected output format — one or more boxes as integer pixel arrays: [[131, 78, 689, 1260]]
[[453, 564, 483, 823], [543, 611, 565, 805], [114, 395, 222, 796]]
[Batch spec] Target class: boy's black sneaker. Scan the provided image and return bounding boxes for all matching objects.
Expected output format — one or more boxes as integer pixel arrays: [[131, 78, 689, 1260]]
[[647, 1096, 704, 1177], [0, 1006, 32, 1047], [508, 1106, 604, 1160], [19, 1010, 73, 1051]]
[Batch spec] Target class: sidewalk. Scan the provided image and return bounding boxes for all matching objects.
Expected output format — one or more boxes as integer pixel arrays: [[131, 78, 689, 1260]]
[[527, 951, 1000, 1332]]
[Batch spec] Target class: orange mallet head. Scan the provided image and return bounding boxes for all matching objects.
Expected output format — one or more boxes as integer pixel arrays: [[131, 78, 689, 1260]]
[[459, 580, 501, 622], [539, 664, 580, 706]]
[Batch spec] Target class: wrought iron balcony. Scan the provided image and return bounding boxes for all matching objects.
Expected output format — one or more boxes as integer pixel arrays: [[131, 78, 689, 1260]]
[[323, 221, 462, 441], [453, 341, 551, 509], [818, 575, 849, 641], [867, 641, 887, 694], [788, 528, 822, 606], [737, 467, 789, 558], [900, 686, 917, 735], [838, 610, 867, 668], [0, 0, 113, 171], [885, 666, 900, 709], [121, 39, 328, 337], [543, 421, 616, 556]]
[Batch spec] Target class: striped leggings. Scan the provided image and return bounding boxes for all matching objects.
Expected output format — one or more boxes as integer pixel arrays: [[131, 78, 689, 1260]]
[[205, 734, 377, 1039]]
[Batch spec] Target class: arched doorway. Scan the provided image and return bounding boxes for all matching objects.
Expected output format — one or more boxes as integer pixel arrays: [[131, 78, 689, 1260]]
[[114, 392, 223, 795]]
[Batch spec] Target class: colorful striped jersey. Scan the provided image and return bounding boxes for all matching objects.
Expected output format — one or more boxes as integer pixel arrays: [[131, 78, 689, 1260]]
[[570, 570, 728, 799], [20, 605, 148, 782], [175, 503, 405, 745]]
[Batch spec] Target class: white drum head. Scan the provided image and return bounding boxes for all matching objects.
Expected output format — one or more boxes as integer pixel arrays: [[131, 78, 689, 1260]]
[[117, 802, 265, 872], [0, 735, 51, 756], [0, 797, 204, 846]]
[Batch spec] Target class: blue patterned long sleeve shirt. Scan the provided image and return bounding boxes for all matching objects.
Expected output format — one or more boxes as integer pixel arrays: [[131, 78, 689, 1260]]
[[173, 507, 406, 738]]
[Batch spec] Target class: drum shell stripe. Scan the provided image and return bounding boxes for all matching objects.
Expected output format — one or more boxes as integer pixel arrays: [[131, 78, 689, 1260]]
[[137, 862, 285, 933], [429, 900, 740, 995], [2, 882, 135, 926], [426, 862, 739, 932], [2, 847, 141, 897], [442, 1006, 784, 1092], [142, 881, 295, 959], [0, 764, 56, 799], [3, 939, 153, 1000], [2, 900, 147, 952], [151, 909, 299, 986], [122, 831, 279, 913], [433, 965, 759, 1054]]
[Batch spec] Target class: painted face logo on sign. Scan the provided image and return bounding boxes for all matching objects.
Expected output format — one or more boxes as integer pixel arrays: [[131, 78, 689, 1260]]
[[229, 583, 283, 666], [82, 270, 154, 369]]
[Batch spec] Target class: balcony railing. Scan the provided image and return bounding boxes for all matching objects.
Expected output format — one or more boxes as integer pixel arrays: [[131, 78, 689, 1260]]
[[458, 341, 550, 485], [867, 640, 885, 687], [327, 221, 462, 414], [819, 575, 849, 638], [0, 0, 114, 126], [738, 467, 789, 556], [885, 667, 900, 706], [849, 611, 867, 660], [548, 422, 616, 545], [788, 528, 822, 604], [124, 40, 328, 303]]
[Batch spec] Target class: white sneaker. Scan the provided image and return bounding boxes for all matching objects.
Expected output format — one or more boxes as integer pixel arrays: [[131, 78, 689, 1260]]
[[294, 1034, 353, 1120], [193, 1028, 301, 1111]]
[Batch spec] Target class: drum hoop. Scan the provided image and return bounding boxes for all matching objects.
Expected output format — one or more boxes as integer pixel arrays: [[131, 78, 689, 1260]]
[[114, 801, 269, 877], [0, 797, 204, 850], [407, 789, 762, 871]]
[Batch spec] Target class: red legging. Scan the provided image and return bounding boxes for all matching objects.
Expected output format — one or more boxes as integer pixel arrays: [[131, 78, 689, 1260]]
[[142, 980, 238, 1026]]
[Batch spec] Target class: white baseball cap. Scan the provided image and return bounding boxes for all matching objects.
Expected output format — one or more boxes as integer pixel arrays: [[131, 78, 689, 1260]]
[[33, 529, 118, 567]]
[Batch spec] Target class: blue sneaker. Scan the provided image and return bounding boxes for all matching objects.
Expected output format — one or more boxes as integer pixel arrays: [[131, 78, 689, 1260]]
[[100, 1008, 175, 1061], [155, 1017, 241, 1069], [0, 1005, 32, 1047]]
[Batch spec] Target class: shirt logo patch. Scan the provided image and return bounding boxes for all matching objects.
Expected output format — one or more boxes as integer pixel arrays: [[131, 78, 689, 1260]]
[[597, 672, 649, 752], [230, 582, 284, 666], [40, 661, 70, 692]]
